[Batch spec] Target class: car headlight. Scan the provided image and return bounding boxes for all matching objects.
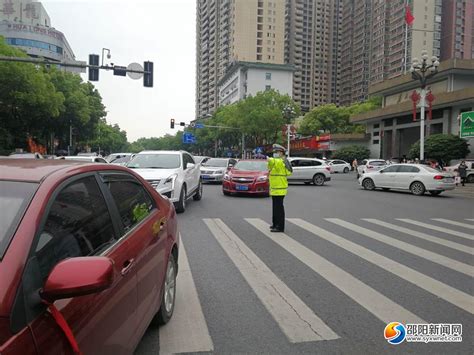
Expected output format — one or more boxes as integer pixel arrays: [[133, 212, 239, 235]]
[[214, 169, 225, 175], [257, 175, 268, 182], [164, 174, 177, 187]]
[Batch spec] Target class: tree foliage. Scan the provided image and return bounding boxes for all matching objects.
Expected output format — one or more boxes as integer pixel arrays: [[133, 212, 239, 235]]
[[299, 96, 381, 135], [408, 134, 470, 163], [0, 37, 121, 155], [332, 145, 370, 162]]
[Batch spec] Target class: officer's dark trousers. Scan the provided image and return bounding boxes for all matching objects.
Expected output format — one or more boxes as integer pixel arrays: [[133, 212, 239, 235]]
[[272, 195, 285, 231]]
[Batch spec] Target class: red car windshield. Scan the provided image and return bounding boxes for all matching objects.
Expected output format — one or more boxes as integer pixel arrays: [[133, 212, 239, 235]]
[[233, 161, 268, 171], [0, 181, 38, 260]]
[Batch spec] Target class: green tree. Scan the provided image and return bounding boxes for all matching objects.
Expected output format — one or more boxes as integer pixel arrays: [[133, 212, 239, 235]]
[[88, 120, 129, 154], [408, 134, 470, 163], [332, 145, 370, 162], [0, 37, 64, 152], [299, 96, 381, 136]]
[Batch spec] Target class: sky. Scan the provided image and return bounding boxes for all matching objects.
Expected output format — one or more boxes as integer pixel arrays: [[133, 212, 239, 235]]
[[43, 0, 195, 142]]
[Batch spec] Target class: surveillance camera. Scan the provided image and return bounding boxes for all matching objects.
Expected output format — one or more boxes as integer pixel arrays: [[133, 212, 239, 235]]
[[107, 53, 111, 59]]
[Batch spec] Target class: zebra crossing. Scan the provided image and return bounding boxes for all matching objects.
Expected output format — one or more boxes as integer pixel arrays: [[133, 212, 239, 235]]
[[154, 217, 473, 354]]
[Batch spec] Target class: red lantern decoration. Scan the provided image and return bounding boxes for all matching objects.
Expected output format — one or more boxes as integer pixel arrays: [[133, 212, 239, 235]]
[[426, 90, 435, 120], [410, 90, 421, 122]]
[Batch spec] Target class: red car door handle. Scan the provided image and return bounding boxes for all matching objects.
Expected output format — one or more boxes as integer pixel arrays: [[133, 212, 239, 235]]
[[121, 258, 135, 276]]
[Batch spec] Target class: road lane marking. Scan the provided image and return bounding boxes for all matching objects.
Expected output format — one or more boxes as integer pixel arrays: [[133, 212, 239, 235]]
[[288, 219, 474, 315], [397, 219, 474, 241], [431, 218, 474, 230], [363, 219, 473, 255], [327, 218, 473, 276], [204, 218, 339, 342], [159, 236, 214, 354], [466, 219, 474, 222], [246, 218, 425, 324]]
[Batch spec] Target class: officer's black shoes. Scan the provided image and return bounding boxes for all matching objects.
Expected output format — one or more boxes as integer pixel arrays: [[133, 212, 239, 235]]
[[270, 227, 284, 233]]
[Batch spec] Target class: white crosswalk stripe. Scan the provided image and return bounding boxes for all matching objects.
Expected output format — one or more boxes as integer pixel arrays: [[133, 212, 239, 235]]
[[363, 219, 473, 255], [246, 218, 426, 324], [431, 218, 474, 230], [159, 237, 214, 354], [397, 219, 474, 240], [204, 218, 339, 342], [327, 218, 474, 276], [288, 218, 474, 314]]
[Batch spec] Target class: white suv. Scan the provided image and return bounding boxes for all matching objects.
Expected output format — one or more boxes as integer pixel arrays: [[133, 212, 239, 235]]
[[357, 159, 387, 178], [287, 157, 332, 186], [127, 150, 202, 213]]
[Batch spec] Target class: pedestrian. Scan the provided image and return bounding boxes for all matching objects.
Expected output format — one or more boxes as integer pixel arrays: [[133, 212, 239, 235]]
[[352, 158, 358, 172], [267, 144, 292, 233], [458, 160, 467, 186]]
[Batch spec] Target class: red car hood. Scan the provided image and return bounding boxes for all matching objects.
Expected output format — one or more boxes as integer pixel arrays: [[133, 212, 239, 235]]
[[229, 169, 268, 177]]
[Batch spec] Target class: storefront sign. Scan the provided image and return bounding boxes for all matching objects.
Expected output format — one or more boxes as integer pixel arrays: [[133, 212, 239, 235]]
[[460, 111, 474, 138], [8, 23, 63, 41]]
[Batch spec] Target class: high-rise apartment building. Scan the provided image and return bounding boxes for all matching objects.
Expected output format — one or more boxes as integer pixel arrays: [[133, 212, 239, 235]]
[[340, 0, 443, 106], [284, 0, 342, 112], [196, 0, 286, 119], [441, 0, 474, 60]]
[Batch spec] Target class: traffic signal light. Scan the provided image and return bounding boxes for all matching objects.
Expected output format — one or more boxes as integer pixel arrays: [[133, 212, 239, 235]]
[[170, 118, 175, 129], [88, 54, 99, 81], [144, 61, 153, 87]]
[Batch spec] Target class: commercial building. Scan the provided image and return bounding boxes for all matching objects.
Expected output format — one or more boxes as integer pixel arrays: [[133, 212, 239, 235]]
[[218, 61, 293, 106], [341, 0, 443, 106], [350, 59, 474, 160], [284, 0, 343, 112], [0, 0, 83, 72], [440, 0, 474, 61], [196, 0, 286, 119]]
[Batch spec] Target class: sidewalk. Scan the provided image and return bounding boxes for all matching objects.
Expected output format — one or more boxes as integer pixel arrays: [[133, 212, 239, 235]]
[[445, 183, 474, 198]]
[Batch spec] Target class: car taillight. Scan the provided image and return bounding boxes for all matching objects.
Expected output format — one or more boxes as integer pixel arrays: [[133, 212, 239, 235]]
[[367, 165, 373, 169], [325, 167, 331, 171], [433, 175, 444, 180]]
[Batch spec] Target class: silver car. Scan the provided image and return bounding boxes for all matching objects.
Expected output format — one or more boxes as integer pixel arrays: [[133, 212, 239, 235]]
[[359, 164, 455, 196], [287, 157, 331, 186], [200, 158, 237, 183]]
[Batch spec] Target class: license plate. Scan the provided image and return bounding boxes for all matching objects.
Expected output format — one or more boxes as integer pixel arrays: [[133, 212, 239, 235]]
[[444, 178, 454, 182], [236, 184, 248, 191], [202, 175, 211, 179]]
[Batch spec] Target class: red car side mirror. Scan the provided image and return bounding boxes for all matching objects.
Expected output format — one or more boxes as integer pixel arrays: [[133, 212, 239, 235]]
[[40, 257, 114, 302]]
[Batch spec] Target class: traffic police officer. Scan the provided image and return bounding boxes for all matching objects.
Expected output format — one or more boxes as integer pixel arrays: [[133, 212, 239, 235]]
[[268, 144, 292, 232]]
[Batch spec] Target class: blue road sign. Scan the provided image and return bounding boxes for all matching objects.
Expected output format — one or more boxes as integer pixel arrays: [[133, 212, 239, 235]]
[[183, 132, 196, 144], [256, 147, 263, 154], [195, 123, 205, 129]]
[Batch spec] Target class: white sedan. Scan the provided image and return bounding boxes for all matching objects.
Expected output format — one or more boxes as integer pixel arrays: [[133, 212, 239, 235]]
[[359, 164, 455, 196], [328, 159, 351, 173]]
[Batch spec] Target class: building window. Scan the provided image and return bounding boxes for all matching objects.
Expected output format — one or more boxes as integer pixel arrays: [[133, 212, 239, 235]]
[[257, 54, 262, 60], [373, 139, 379, 144], [265, 85, 271, 91], [265, 72, 271, 80]]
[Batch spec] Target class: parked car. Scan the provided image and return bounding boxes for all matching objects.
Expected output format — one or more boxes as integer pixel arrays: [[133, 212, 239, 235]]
[[287, 157, 331, 186], [0, 158, 179, 354], [193, 155, 210, 165], [127, 150, 202, 212], [8, 152, 44, 159], [106, 153, 136, 166], [328, 159, 351, 173], [444, 159, 474, 183], [222, 159, 269, 196], [201, 158, 238, 183], [359, 163, 455, 196], [357, 159, 387, 178], [63, 156, 109, 163]]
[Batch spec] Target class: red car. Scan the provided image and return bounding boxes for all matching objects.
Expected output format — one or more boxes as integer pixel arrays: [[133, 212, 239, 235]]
[[0, 159, 179, 354], [222, 159, 269, 196]]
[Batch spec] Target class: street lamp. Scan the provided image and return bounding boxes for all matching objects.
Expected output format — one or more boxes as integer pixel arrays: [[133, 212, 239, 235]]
[[409, 50, 440, 161]]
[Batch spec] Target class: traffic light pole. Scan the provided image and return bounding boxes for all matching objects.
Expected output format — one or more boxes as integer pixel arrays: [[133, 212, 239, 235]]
[[0, 56, 152, 82]]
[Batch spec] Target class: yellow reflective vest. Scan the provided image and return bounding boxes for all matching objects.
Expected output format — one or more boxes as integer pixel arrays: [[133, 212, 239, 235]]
[[268, 157, 292, 196]]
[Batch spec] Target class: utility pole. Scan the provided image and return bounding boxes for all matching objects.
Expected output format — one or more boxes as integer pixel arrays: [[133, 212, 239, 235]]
[[69, 120, 72, 156], [287, 124, 291, 158]]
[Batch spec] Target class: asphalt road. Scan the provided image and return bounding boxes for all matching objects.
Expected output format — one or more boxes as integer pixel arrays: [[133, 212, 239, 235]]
[[136, 172, 473, 355]]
